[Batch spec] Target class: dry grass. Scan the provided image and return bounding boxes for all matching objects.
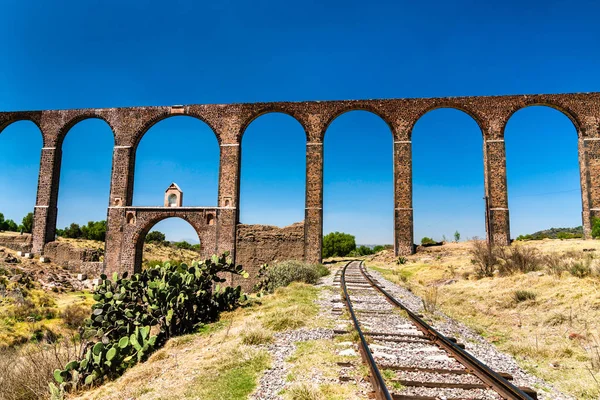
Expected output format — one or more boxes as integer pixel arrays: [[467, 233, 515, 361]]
[[369, 239, 600, 399], [71, 282, 325, 400]]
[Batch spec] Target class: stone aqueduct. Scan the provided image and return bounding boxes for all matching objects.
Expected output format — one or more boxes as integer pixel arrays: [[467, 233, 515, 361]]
[[2, 92, 600, 277]]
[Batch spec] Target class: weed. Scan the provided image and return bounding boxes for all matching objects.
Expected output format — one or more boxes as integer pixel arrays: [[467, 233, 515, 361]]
[[497, 245, 541, 275], [60, 303, 88, 329], [422, 286, 439, 313], [470, 240, 498, 278], [569, 257, 592, 278], [513, 290, 537, 303], [241, 327, 274, 345], [286, 383, 322, 400], [545, 253, 568, 276]]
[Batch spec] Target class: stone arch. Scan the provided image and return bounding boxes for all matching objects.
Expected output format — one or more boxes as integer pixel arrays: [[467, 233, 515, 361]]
[[0, 117, 43, 141], [55, 118, 115, 229], [411, 108, 486, 242], [409, 104, 486, 139], [502, 101, 581, 138], [133, 112, 221, 151], [322, 110, 394, 247], [239, 108, 308, 142], [239, 112, 307, 226], [504, 105, 583, 238], [56, 114, 117, 149], [126, 210, 219, 273], [132, 115, 220, 207], [323, 107, 395, 141], [0, 120, 43, 231]]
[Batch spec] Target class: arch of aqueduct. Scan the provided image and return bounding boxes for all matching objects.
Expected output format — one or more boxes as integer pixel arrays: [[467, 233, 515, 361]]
[[2, 92, 600, 277]]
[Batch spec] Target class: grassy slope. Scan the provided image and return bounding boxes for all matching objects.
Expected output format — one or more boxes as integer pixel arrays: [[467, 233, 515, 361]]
[[367, 239, 600, 399]]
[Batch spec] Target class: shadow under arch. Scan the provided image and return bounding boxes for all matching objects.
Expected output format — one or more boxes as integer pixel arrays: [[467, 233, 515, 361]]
[[0, 120, 43, 224], [323, 110, 394, 247], [505, 105, 582, 238], [240, 112, 307, 227], [56, 118, 115, 229], [412, 108, 485, 243], [132, 116, 220, 207]]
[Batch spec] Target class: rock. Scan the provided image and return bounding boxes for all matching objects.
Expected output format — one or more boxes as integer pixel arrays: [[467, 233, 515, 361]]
[[77, 273, 87, 281], [39, 257, 49, 263], [23, 253, 33, 259], [4, 254, 19, 263], [339, 348, 357, 357], [9, 274, 23, 282], [16, 251, 23, 257]]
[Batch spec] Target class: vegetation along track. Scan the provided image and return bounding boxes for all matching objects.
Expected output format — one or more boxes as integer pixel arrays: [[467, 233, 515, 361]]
[[337, 260, 538, 400]]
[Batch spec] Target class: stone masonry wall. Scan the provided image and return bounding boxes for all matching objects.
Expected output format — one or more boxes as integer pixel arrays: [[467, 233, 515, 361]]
[[234, 222, 305, 291], [43, 241, 103, 270]]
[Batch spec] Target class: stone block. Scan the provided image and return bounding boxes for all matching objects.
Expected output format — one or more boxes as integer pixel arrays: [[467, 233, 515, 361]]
[[77, 273, 87, 281], [23, 253, 33, 259]]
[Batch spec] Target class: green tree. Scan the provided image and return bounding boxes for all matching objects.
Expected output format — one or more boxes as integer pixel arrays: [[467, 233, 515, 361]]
[[0, 212, 5, 230], [20, 212, 33, 233], [63, 223, 82, 238], [592, 218, 600, 239], [322, 232, 356, 258], [454, 230, 460, 243], [5, 219, 18, 231], [372, 245, 385, 253], [145, 231, 166, 243], [174, 241, 192, 250], [421, 236, 436, 245], [81, 220, 107, 241]]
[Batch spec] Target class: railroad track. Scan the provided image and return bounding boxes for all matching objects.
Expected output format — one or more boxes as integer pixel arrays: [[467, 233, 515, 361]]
[[335, 260, 538, 400]]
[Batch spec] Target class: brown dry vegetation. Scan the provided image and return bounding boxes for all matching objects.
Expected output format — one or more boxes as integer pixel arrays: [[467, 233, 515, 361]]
[[367, 239, 600, 399]]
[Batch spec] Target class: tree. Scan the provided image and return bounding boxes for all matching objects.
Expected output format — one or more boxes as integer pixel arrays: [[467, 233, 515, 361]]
[[5, 219, 18, 232], [145, 231, 166, 244], [81, 220, 107, 241], [592, 218, 600, 239], [454, 230, 460, 243], [0, 213, 5, 230], [421, 237, 436, 245], [372, 245, 385, 253], [63, 223, 82, 238], [174, 241, 193, 250], [20, 212, 33, 233], [322, 232, 356, 258]]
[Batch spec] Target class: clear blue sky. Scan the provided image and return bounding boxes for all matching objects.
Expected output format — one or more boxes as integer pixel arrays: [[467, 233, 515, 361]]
[[0, 0, 596, 244]]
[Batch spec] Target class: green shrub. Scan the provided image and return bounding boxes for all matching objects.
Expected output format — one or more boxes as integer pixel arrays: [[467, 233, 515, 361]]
[[569, 259, 592, 278], [54, 253, 247, 390], [174, 241, 193, 250], [322, 232, 356, 258], [145, 231, 166, 244], [396, 256, 408, 265], [592, 218, 600, 239], [420, 237, 436, 245], [254, 261, 329, 293], [513, 290, 536, 303]]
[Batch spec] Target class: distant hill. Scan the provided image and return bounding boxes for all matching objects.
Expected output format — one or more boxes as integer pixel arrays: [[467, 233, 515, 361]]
[[516, 226, 583, 241]]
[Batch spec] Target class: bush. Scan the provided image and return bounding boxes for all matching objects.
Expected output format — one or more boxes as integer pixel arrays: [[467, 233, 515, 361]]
[[145, 231, 166, 244], [61, 223, 82, 239], [544, 253, 568, 276], [420, 237, 436, 245], [254, 261, 329, 293], [569, 258, 592, 278], [81, 220, 107, 241], [593, 218, 600, 239], [54, 253, 247, 390], [174, 241, 193, 250], [0, 338, 83, 400], [322, 232, 356, 258], [60, 304, 89, 329], [497, 245, 541, 275], [513, 290, 536, 303], [20, 213, 33, 234], [469, 240, 498, 278]]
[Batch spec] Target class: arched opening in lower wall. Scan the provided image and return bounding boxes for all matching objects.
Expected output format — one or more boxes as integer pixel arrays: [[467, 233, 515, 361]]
[[0, 121, 42, 235], [412, 108, 485, 244], [137, 217, 202, 270], [505, 106, 581, 239], [323, 110, 393, 258]]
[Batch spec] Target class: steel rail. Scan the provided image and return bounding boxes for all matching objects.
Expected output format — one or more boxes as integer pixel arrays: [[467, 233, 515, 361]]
[[341, 261, 393, 400], [358, 261, 536, 400]]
